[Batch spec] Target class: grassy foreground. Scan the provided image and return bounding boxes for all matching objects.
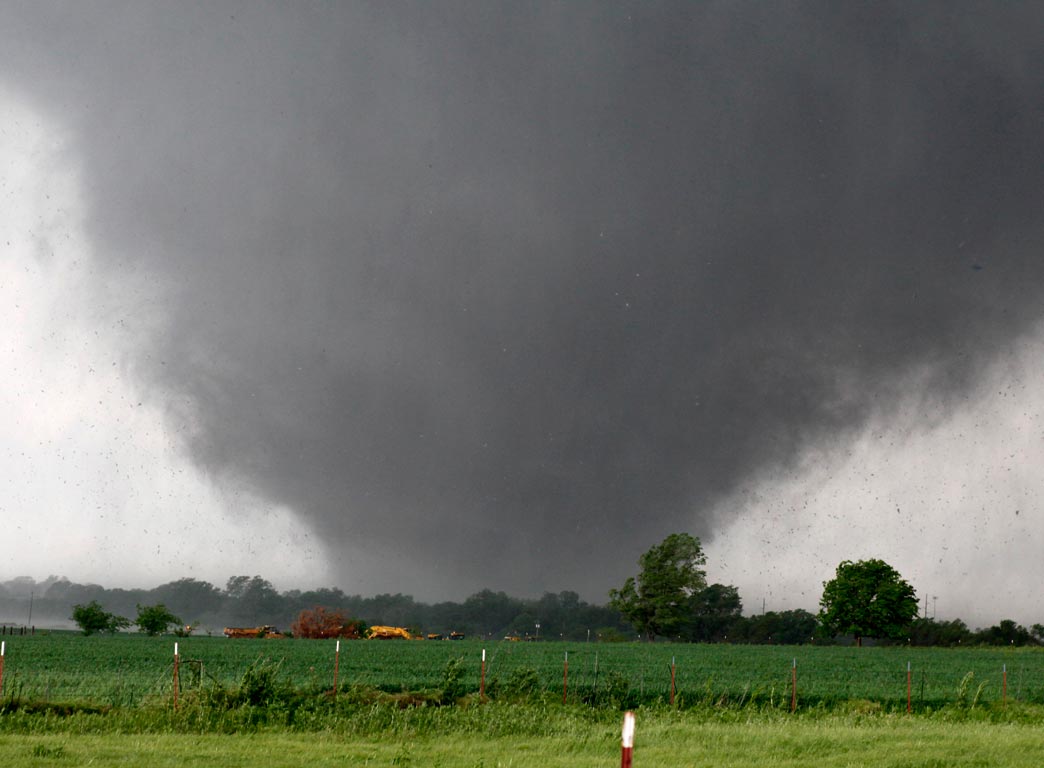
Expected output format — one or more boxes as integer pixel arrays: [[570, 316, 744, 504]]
[[3, 713, 1044, 767], [5, 636, 1044, 766]]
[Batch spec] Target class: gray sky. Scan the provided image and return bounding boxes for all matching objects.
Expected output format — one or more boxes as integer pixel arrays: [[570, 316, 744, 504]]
[[2, 2, 1044, 626]]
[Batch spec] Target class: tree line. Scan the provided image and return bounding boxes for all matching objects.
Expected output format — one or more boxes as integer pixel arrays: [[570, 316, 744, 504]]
[[608, 533, 1041, 647], [0, 575, 630, 640], [2, 534, 1040, 645]]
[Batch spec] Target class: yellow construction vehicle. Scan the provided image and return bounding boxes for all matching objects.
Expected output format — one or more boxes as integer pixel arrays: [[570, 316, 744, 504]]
[[367, 625, 413, 640], [222, 625, 285, 639]]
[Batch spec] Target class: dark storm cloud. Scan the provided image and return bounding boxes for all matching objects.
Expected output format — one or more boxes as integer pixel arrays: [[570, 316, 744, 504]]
[[4, 2, 1044, 598]]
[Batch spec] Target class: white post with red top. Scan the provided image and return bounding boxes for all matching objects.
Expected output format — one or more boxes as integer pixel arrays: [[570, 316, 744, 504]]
[[621, 711, 635, 767]]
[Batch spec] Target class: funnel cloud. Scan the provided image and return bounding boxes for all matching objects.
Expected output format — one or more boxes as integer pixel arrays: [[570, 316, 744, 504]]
[[3, 3, 1044, 621]]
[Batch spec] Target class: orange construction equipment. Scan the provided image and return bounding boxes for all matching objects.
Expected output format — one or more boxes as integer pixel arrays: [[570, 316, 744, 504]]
[[367, 625, 413, 640], [222, 625, 285, 639]]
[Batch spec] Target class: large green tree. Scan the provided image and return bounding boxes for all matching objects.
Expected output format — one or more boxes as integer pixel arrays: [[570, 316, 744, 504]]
[[818, 559, 918, 646], [684, 583, 743, 642], [71, 600, 130, 635], [224, 575, 286, 623], [135, 603, 183, 636], [609, 533, 709, 641]]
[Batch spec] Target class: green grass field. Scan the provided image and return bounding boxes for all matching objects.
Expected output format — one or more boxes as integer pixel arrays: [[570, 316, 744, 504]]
[[4, 634, 1044, 767], [1, 632, 1041, 710], [4, 714, 1044, 767]]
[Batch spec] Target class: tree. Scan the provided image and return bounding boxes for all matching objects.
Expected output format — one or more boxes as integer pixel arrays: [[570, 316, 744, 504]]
[[685, 583, 743, 642], [224, 575, 286, 623], [150, 578, 223, 618], [975, 619, 1035, 647], [609, 533, 709, 641], [1031, 624, 1044, 644], [291, 606, 365, 639], [71, 600, 130, 635], [818, 559, 918, 646], [732, 609, 819, 645], [908, 617, 973, 647], [461, 589, 523, 636], [135, 603, 183, 636]]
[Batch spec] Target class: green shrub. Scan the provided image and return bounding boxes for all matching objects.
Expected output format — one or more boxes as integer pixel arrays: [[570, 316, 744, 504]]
[[440, 657, 468, 703], [496, 666, 540, 701]]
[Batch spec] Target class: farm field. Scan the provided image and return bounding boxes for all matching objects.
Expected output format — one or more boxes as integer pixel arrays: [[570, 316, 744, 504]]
[[2, 632, 1044, 710], [5, 634, 1044, 766]]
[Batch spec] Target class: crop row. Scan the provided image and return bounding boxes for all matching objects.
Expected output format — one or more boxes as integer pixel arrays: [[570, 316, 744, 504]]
[[2, 633, 1043, 709]]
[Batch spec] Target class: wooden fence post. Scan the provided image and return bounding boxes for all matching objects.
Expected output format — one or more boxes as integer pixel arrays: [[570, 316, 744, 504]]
[[172, 642, 180, 710], [562, 651, 568, 704], [906, 661, 912, 713], [670, 656, 676, 706], [790, 658, 797, 712], [333, 640, 340, 694], [480, 648, 486, 700]]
